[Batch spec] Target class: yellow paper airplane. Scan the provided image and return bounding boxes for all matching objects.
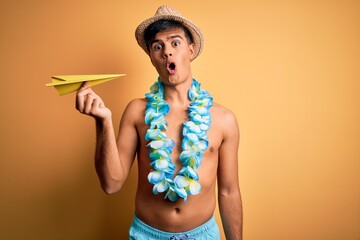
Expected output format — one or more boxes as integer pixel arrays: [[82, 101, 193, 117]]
[[46, 74, 126, 95]]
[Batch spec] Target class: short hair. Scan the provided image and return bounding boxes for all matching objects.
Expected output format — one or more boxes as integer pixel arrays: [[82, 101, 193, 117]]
[[144, 20, 194, 52]]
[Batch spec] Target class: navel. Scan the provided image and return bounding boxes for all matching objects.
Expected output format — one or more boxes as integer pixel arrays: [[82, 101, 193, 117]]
[[175, 207, 180, 213], [209, 146, 215, 152]]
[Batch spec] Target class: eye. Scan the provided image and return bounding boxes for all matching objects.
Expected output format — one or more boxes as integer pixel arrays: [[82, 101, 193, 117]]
[[153, 44, 162, 51], [172, 41, 180, 47]]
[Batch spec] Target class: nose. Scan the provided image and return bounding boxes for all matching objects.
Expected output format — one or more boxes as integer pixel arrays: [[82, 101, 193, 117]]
[[163, 52, 172, 59], [163, 46, 173, 58]]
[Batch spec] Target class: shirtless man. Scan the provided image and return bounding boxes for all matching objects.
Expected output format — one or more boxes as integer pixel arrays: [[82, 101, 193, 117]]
[[76, 5, 242, 240]]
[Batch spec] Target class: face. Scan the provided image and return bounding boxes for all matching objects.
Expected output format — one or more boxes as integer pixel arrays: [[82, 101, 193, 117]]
[[149, 28, 195, 85]]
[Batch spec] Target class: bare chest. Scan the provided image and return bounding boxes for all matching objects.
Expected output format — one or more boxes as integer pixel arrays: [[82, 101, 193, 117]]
[[138, 107, 222, 162], [165, 110, 188, 156]]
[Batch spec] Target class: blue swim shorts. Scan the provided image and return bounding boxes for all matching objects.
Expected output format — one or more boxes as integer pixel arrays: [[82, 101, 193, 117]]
[[129, 214, 220, 240]]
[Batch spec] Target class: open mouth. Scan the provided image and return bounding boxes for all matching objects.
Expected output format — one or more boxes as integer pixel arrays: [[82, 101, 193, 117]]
[[169, 62, 176, 70], [167, 62, 176, 74]]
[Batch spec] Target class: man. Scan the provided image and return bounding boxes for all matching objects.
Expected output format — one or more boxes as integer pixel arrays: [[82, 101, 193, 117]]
[[76, 5, 242, 239]]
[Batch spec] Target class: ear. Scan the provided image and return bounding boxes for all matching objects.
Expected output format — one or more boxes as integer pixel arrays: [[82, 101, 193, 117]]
[[189, 43, 195, 60]]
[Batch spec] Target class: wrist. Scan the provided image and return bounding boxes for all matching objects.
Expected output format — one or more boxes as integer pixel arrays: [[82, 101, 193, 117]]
[[95, 115, 113, 129]]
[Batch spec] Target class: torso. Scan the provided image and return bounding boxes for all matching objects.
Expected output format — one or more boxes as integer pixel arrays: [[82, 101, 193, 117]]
[[131, 98, 225, 232]]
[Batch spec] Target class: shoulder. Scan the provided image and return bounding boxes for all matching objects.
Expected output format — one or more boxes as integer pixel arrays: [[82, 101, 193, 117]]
[[122, 98, 146, 122], [126, 98, 147, 110], [211, 102, 238, 125], [211, 102, 239, 139]]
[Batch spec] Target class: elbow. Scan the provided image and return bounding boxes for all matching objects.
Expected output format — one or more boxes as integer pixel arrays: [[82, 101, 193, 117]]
[[103, 187, 117, 195], [96, 168, 126, 195], [101, 181, 123, 195], [218, 185, 241, 199]]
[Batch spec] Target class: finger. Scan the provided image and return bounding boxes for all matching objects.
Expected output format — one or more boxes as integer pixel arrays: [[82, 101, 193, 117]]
[[84, 93, 95, 114], [76, 91, 85, 112], [76, 87, 93, 112], [98, 99, 105, 108], [79, 81, 89, 91], [92, 98, 102, 114]]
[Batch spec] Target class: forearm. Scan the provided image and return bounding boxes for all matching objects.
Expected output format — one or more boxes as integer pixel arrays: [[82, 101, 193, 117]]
[[219, 189, 243, 240], [95, 117, 124, 194], [75, 85, 135, 194]]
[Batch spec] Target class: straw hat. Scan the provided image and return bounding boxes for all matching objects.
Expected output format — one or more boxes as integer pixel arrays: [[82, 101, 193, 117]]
[[135, 5, 204, 61]]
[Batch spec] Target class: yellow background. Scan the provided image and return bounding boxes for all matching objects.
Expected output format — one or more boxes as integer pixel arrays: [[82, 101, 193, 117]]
[[1, 0, 359, 239]]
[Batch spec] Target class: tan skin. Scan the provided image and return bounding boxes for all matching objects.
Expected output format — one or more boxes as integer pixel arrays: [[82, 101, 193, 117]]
[[76, 28, 243, 239]]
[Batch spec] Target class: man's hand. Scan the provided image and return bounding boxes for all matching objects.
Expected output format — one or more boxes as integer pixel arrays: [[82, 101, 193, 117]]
[[75, 82, 112, 120]]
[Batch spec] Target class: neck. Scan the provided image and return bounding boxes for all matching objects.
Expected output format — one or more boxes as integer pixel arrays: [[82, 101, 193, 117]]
[[162, 79, 193, 107]]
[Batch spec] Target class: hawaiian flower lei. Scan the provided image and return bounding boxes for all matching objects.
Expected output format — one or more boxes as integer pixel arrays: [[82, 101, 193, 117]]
[[145, 78, 213, 201]]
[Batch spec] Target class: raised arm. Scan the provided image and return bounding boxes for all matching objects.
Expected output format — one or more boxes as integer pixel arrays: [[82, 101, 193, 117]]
[[217, 109, 243, 239], [76, 83, 138, 194]]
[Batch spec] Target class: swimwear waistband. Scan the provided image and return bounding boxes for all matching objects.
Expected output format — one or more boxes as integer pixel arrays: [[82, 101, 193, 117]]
[[130, 214, 219, 239]]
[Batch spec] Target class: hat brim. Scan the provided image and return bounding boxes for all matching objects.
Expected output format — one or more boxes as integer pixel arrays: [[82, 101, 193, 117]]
[[135, 14, 203, 61]]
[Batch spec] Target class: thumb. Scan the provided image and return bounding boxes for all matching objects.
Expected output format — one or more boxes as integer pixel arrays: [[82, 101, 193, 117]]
[[79, 81, 89, 91]]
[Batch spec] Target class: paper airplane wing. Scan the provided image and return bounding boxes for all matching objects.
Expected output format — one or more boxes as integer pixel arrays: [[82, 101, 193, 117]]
[[46, 74, 125, 95]]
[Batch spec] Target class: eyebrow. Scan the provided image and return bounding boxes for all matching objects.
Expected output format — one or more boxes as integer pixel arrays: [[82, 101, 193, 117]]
[[151, 34, 184, 45]]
